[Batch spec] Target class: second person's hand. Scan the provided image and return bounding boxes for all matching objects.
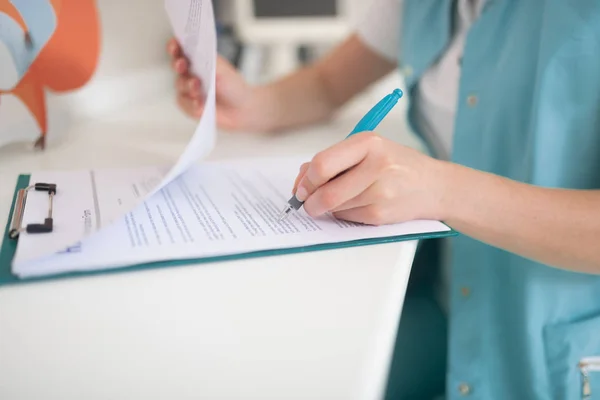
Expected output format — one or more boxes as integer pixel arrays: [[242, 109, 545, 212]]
[[291, 132, 453, 225], [167, 38, 267, 132]]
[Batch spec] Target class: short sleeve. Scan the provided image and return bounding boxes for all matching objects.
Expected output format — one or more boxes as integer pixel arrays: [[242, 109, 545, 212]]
[[354, 0, 403, 62]]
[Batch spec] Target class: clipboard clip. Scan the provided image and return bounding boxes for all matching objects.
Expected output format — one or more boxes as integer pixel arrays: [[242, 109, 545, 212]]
[[9, 183, 57, 240]]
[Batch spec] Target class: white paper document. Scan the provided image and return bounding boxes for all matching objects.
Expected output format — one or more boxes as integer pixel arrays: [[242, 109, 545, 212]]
[[161, 0, 217, 184], [12, 157, 451, 277]]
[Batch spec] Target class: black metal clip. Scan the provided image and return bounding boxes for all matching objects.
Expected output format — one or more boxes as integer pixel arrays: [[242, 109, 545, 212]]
[[9, 183, 57, 240]]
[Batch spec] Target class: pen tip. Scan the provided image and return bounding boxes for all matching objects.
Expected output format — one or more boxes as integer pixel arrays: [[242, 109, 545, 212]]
[[277, 205, 291, 222]]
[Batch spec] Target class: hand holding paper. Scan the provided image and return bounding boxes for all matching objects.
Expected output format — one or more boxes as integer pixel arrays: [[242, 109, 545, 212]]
[[169, 44, 260, 131]]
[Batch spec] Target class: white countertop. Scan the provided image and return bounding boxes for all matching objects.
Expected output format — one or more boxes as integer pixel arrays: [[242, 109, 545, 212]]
[[0, 92, 422, 400]]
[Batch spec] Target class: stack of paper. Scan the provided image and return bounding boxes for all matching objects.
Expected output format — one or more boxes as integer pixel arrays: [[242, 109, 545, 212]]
[[12, 157, 452, 278]]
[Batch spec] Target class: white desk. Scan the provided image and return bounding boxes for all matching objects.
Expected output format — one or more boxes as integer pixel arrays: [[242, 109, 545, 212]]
[[0, 96, 422, 400]]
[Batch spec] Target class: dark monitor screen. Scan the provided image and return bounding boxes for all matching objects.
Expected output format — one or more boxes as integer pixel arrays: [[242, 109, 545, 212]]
[[253, 0, 337, 18]]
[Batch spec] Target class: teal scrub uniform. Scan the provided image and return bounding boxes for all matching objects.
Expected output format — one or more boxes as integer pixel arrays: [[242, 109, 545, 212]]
[[386, 1, 600, 399]]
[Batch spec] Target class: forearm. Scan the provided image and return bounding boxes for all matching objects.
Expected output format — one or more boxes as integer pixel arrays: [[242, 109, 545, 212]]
[[254, 34, 396, 132], [440, 163, 600, 274], [252, 65, 337, 132]]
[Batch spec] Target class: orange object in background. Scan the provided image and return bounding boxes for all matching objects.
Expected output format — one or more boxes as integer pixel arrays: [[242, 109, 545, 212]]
[[0, 0, 101, 150]]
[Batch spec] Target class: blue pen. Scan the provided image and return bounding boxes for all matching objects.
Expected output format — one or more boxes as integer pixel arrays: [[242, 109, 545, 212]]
[[277, 88, 403, 221]]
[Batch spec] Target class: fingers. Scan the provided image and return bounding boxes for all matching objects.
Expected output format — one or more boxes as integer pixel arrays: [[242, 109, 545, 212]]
[[295, 132, 380, 202], [175, 75, 188, 93], [175, 73, 204, 118], [167, 38, 180, 58], [176, 75, 202, 98], [292, 163, 310, 194], [331, 180, 392, 212], [172, 57, 189, 75], [168, 38, 190, 75], [169, 37, 206, 102], [303, 159, 378, 217], [177, 94, 204, 118], [332, 205, 389, 226], [169, 37, 206, 118], [329, 182, 396, 225]]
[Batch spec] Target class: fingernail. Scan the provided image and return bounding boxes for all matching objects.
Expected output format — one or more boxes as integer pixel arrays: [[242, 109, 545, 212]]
[[295, 186, 308, 202]]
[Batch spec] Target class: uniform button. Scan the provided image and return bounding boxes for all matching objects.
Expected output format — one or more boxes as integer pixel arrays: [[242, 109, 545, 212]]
[[403, 65, 413, 77], [458, 383, 471, 396], [461, 287, 470, 297], [467, 95, 478, 107]]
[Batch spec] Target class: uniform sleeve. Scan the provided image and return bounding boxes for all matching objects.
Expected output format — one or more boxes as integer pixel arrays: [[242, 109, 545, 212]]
[[354, 0, 403, 63]]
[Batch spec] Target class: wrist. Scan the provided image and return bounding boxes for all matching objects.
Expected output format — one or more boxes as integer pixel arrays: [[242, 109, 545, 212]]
[[430, 160, 468, 222]]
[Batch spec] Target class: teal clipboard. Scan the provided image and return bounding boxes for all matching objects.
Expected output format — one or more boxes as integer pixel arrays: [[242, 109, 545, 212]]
[[0, 175, 458, 287]]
